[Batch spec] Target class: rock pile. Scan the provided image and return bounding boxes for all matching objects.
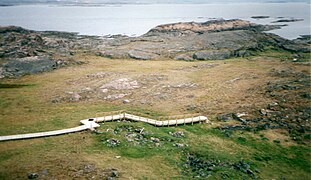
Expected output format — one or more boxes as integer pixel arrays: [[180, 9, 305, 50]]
[[183, 154, 257, 178]]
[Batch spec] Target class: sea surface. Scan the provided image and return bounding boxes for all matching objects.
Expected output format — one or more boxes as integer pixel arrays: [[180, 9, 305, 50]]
[[0, 3, 309, 39]]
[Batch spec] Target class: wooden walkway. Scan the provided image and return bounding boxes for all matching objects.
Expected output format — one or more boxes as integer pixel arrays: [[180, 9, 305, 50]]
[[0, 125, 89, 141], [0, 111, 208, 142]]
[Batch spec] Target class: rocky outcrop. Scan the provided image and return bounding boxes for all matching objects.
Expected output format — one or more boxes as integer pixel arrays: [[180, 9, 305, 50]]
[[0, 29, 46, 58], [0, 56, 83, 78], [128, 50, 159, 60], [193, 50, 232, 60], [0, 57, 56, 77], [1, 19, 310, 78], [293, 35, 311, 44], [146, 19, 281, 35], [95, 19, 309, 61], [0, 26, 105, 59]]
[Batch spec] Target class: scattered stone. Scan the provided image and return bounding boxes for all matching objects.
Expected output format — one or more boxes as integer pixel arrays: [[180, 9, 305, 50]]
[[169, 131, 185, 138], [84, 164, 96, 173], [150, 137, 160, 143], [171, 82, 198, 88], [174, 143, 187, 148], [123, 99, 130, 104], [106, 138, 120, 147], [27, 173, 38, 179], [268, 102, 279, 110], [111, 169, 119, 177], [186, 104, 197, 111], [192, 63, 219, 69], [68, 92, 82, 102], [232, 113, 248, 123], [226, 77, 241, 83], [83, 87, 92, 92], [125, 133, 138, 142], [156, 93, 170, 100], [104, 93, 129, 100], [184, 154, 257, 178], [217, 113, 235, 121], [260, 109, 275, 116], [87, 72, 112, 78], [102, 89, 108, 93], [100, 78, 139, 90], [234, 113, 247, 118], [233, 160, 255, 177]]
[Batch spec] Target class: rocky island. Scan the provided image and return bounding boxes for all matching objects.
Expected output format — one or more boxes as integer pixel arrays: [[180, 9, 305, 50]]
[[0, 19, 310, 179]]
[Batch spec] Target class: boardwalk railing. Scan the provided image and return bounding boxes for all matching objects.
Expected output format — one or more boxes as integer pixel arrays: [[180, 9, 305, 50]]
[[0, 110, 208, 142]]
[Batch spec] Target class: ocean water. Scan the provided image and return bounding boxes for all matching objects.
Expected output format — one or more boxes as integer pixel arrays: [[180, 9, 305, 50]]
[[0, 3, 309, 39]]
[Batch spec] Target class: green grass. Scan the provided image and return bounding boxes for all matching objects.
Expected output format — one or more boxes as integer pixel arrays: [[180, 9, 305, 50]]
[[84, 121, 311, 179], [0, 53, 310, 179]]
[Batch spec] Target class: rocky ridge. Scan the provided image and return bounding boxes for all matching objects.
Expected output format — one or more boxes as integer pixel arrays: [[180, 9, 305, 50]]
[[0, 19, 310, 78], [97, 19, 309, 60]]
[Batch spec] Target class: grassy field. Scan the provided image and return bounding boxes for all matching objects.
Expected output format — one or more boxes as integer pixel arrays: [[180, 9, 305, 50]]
[[0, 52, 310, 179]]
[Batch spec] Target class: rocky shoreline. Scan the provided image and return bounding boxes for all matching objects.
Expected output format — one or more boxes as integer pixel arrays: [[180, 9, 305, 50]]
[[0, 19, 310, 78]]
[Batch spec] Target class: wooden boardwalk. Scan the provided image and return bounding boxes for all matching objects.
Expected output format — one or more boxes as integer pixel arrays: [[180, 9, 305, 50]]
[[0, 125, 89, 141], [0, 111, 208, 142], [92, 113, 208, 126]]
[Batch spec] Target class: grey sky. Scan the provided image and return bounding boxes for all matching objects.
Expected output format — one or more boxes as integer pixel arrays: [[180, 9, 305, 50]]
[[0, 0, 309, 5]]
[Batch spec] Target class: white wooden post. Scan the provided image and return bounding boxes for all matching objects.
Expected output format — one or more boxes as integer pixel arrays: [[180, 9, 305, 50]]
[[191, 116, 194, 125]]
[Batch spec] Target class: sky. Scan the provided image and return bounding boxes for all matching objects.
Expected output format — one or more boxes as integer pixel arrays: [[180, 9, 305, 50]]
[[0, 0, 309, 5]]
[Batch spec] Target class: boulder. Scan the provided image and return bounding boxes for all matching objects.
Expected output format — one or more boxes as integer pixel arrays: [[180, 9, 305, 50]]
[[175, 54, 194, 61], [1, 57, 56, 78], [128, 50, 159, 60], [217, 113, 235, 121], [169, 131, 185, 138], [106, 138, 120, 147], [27, 173, 38, 179], [193, 50, 232, 60]]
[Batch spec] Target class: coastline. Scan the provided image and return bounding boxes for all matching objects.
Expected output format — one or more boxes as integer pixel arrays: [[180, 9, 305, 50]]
[[0, 3, 309, 39]]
